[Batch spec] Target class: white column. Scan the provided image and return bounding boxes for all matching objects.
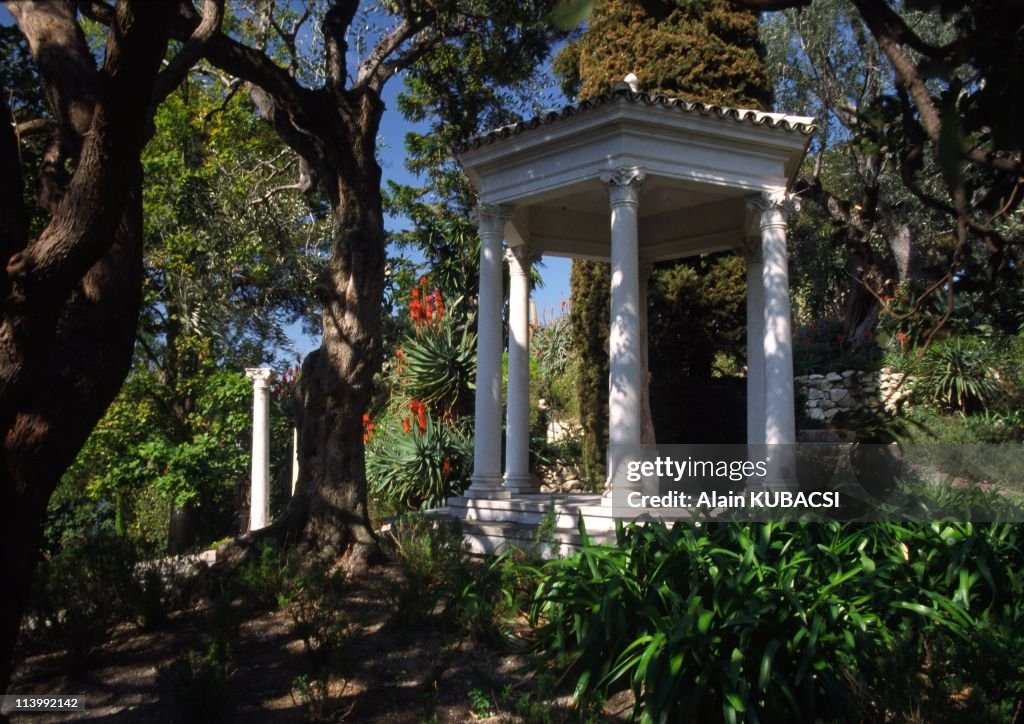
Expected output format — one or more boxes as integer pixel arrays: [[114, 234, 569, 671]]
[[291, 427, 299, 496], [639, 261, 656, 445], [245, 367, 274, 531], [466, 204, 513, 499], [744, 241, 766, 445], [602, 167, 645, 496], [748, 191, 798, 481], [504, 245, 536, 494]]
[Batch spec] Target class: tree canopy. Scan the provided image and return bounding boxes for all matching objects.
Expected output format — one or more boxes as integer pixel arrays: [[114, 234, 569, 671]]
[[0, 0, 562, 697]]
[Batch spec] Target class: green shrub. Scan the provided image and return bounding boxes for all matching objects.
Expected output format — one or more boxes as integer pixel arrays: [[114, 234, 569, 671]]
[[915, 337, 1004, 413], [280, 566, 351, 721], [159, 640, 231, 723], [366, 411, 472, 510], [230, 542, 301, 609], [382, 515, 519, 642], [278, 567, 349, 673], [526, 521, 1024, 722], [382, 515, 468, 625], [397, 297, 476, 419], [962, 409, 1024, 443], [794, 320, 882, 375], [25, 533, 143, 667]]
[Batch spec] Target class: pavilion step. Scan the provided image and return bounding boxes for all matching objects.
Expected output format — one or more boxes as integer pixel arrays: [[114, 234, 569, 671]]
[[454, 518, 617, 556], [438, 494, 616, 530]]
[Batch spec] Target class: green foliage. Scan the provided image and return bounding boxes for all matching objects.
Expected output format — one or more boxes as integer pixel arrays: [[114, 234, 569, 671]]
[[527, 520, 1024, 722], [367, 406, 473, 512], [159, 640, 231, 724], [648, 254, 747, 378], [569, 261, 610, 482], [25, 534, 144, 668], [397, 290, 477, 419], [59, 64, 322, 552], [564, 0, 771, 107], [468, 687, 492, 718], [383, 516, 468, 625], [961, 409, 1024, 444], [231, 542, 302, 610], [793, 320, 883, 375], [62, 354, 253, 552], [642, 255, 750, 444], [763, 0, 1024, 344], [279, 567, 350, 722], [915, 337, 1004, 413], [383, 515, 519, 642], [367, 287, 476, 512]]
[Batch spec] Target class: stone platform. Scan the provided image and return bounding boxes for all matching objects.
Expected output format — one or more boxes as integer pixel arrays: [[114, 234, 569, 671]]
[[427, 493, 621, 555]]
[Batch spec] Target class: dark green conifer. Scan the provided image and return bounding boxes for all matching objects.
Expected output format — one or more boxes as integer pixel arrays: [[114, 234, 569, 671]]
[[565, 0, 771, 477]]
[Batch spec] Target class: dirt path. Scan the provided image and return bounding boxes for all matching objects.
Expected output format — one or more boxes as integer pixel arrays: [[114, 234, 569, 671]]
[[7, 562, 617, 723]]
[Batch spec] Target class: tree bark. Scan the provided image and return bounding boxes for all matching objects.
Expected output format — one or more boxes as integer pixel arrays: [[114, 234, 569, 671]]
[[0, 184, 145, 700], [0, 0, 176, 700], [286, 90, 386, 573]]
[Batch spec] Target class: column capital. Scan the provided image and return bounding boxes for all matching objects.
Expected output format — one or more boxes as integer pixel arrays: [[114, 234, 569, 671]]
[[504, 244, 541, 269], [746, 190, 800, 227], [601, 166, 645, 206], [473, 203, 513, 235], [245, 367, 275, 388]]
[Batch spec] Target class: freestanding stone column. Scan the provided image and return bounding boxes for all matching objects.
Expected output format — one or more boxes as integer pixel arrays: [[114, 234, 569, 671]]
[[291, 427, 299, 496], [602, 167, 645, 497], [748, 191, 798, 481], [245, 367, 274, 531], [504, 245, 537, 494], [744, 240, 766, 445], [467, 204, 513, 499]]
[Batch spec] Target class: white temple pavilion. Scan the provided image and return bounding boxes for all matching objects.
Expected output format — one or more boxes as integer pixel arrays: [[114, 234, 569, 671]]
[[437, 81, 814, 550]]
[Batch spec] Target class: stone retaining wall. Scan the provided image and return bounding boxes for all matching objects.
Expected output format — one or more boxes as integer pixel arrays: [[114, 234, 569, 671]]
[[796, 367, 912, 423]]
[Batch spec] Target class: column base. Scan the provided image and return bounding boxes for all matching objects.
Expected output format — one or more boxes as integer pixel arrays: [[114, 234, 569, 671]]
[[464, 475, 513, 499], [502, 474, 538, 495]]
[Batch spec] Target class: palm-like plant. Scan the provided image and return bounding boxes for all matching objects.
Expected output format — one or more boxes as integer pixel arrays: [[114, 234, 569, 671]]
[[918, 338, 1003, 413], [396, 287, 476, 420], [366, 410, 472, 510]]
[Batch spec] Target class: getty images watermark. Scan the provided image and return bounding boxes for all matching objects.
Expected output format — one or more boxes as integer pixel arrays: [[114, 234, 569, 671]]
[[610, 444, 1024, 522]]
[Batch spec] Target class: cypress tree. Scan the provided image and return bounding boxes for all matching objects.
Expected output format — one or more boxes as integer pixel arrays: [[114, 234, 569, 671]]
[[565, 0, 772, 478]]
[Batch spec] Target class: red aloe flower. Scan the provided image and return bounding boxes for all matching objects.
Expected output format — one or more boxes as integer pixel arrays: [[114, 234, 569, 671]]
[[409, 399, 427, 432], [433, 289, 444, 319]]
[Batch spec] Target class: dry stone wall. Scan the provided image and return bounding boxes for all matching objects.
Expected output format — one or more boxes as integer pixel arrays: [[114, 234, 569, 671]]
[[796, 367, 912, 423]]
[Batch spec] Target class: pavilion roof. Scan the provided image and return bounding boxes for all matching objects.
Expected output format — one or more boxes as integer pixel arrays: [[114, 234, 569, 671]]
[[457, 86, 816, 153]]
